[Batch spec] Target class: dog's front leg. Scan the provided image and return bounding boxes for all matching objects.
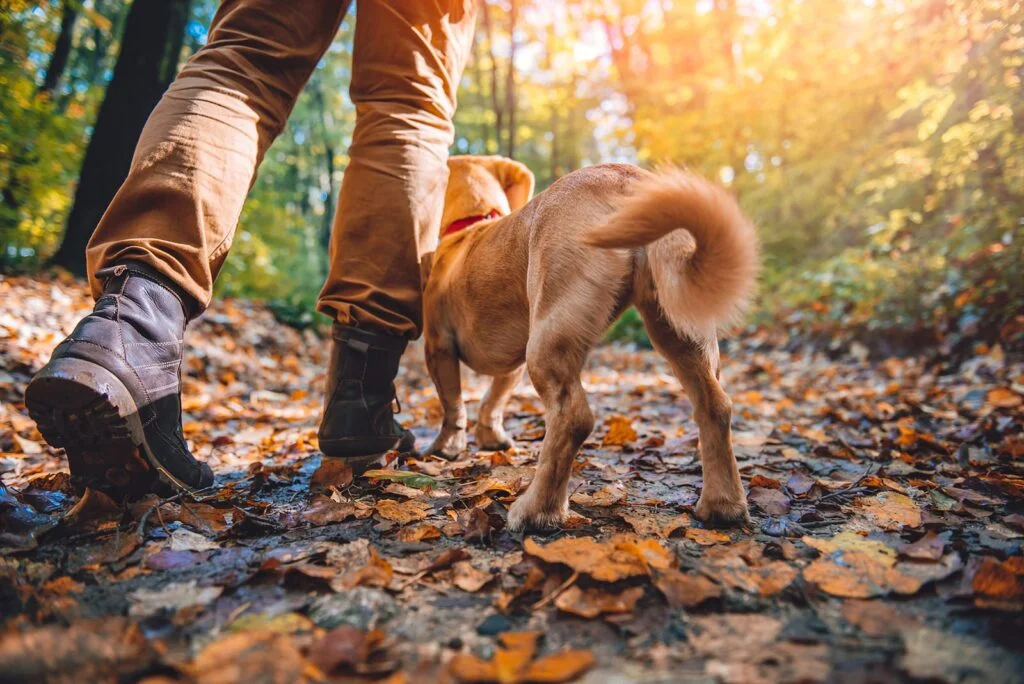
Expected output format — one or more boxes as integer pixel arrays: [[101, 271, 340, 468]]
[[425, 333, 467, 459]]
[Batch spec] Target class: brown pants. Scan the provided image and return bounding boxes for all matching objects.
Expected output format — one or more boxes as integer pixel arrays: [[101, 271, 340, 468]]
[[85, 0, 477, 338]]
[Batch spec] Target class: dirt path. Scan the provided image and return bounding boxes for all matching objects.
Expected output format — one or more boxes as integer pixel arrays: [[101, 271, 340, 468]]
[[1, 274, 1022, 683]]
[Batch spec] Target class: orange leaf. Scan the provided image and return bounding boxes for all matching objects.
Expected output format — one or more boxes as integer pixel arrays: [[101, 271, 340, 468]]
[[601, 415, 637, 446]]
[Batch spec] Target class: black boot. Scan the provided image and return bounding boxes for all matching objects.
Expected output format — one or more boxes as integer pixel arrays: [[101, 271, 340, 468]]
[[25, 263, 214, 499], [318, 323, 416, 472]]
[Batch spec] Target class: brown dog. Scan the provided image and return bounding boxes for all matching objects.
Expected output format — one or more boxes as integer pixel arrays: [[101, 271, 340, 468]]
[[423, 155, 759, 531]]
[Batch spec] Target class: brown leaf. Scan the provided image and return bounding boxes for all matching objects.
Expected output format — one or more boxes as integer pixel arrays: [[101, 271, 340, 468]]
[[310, 459, 354, 492], [458, 507, 493, 542], [898, 531, 946, 561], [448, 653, 497, 682], [523, 650, 595, 683], [396, 524, 442, 543], [341, 546, 394, 589], [452, 561, 495, 593], [554, 584, 644, 618], [618, 508, 690, 539], [652, 567, 722, 608], [853, 492, 922, 531], [700, 544, 798, 597], [570, 482, 627, 507], [986, 387, 1022, 409], [601, 415, 637, 446], [685, 528, 731, 545], [749, 474, 782, 489], [972, 556, 1024, 609], [190, 630, 307, 683], [841, 599, 919, 636], [524, 535, 673, 582], [0, 618, 157, 683], [301, 494, 357, 526], [307, 626, 391, 675], [803, 551, 921, 598], [375, 499, 430, 525], [748, 486, 791, 516]]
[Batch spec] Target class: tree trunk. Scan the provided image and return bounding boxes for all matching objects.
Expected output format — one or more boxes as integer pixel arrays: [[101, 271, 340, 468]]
[[480, 0, 503, 154], [39, 0, 79, 97], [313, 82, 336, 270], [51, 0, 193, 275], [504, 0, 518, 158]]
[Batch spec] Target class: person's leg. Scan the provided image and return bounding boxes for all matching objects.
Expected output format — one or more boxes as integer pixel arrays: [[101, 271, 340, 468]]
[[317, 0, 478, 335], [27, 0, 348, 499], [86, 0, 350, 308], [316, 0, 477, 466]]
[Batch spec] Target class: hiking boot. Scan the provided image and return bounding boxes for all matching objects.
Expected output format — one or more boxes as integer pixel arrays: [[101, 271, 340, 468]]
[[318, 323, 416, 472], [25, 262, 214, 499]]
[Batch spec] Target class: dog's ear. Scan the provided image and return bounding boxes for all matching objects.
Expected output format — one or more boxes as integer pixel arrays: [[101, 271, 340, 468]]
[[486, 157, 535, 211]]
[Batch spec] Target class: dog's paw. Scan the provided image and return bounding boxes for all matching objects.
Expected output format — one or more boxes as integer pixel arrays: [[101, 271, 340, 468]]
[[474, 423, 514, 452], [507, 493, 569, 532], [428, 428, 467, 460], [694, 493, 750, 527]]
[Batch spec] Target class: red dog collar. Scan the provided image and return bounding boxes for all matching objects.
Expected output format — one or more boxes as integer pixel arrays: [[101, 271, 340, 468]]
[[442, 209, 501, 238]]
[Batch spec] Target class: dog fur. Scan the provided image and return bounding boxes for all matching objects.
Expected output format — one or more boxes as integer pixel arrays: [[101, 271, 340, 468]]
[[423, 155, 759, 531]]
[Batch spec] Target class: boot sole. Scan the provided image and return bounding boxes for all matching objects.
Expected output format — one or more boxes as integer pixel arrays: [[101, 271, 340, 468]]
[[25, 358, 198, 499], [320, 432, 417, 476]]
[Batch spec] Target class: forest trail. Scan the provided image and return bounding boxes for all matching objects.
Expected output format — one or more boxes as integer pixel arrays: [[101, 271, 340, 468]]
[[1, 273, 1022, 683]]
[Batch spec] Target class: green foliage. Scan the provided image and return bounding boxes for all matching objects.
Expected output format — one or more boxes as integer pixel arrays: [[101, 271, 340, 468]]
[[2, 0, 1021, 346]]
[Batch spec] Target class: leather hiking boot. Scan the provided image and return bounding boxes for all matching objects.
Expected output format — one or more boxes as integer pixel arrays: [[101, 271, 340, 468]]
[[318, 323, 415, 472], [25, 263, 214, 499]]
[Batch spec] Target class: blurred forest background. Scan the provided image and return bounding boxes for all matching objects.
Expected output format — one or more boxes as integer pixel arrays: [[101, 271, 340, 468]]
[[1, 0, 1021, 349]]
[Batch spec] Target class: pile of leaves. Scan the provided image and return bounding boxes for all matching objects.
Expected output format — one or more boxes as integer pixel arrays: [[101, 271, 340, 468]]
[[1, 272, 1022, 683]]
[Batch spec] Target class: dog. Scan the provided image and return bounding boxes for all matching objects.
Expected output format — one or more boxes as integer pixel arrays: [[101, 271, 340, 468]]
[[422, 155, 759, 531]]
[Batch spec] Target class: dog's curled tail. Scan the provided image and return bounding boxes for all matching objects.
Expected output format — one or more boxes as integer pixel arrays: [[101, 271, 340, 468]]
[[581, 169, 759, 337]]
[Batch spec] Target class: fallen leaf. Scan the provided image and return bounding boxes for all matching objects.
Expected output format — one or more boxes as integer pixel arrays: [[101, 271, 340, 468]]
[[523, 650, 595, 683], [898, 531, 946, 561], [458, 507, 493, 542], [169, 528, 218, 552], [685, 528, 730, 545], [986, 387, 1022, 409], [128, 581, 223, 617], [803, 532, 897, 567], [307, 625, 392, 675], [453, 561, 495, 593], [618, 508, 690, 539], [748, 486, 791, 516], [190, 630, 307, 683], [363, 469, 439, 490], [570, 482, 627, 507], [853, 492, 922, 531], [311, 459, 354, 491], [524, 535, 673, 582], [803, 551, 920, 598], [972, 556, 1024, 609], [700, 545, 798, 597], [652, 567, 722, 608], [375, 499, 430, 525], [301, 494, 357, 526], [602, 415, 637, 446], [841, 599, 918, 636], [554, 585, 644, 618], [396, 524, 441, 542], [341, 547, 394, 590]]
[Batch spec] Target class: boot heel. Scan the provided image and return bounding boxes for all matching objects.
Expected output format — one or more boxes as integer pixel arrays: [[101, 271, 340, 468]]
[[25, 358, 154, 498]]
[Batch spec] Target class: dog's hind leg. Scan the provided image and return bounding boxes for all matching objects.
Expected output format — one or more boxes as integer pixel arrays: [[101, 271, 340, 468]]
[[508, 323, 602, 531], [425, 333, 467, 459], [638, 305, 749, 526], [476, 366, 525, 451]]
